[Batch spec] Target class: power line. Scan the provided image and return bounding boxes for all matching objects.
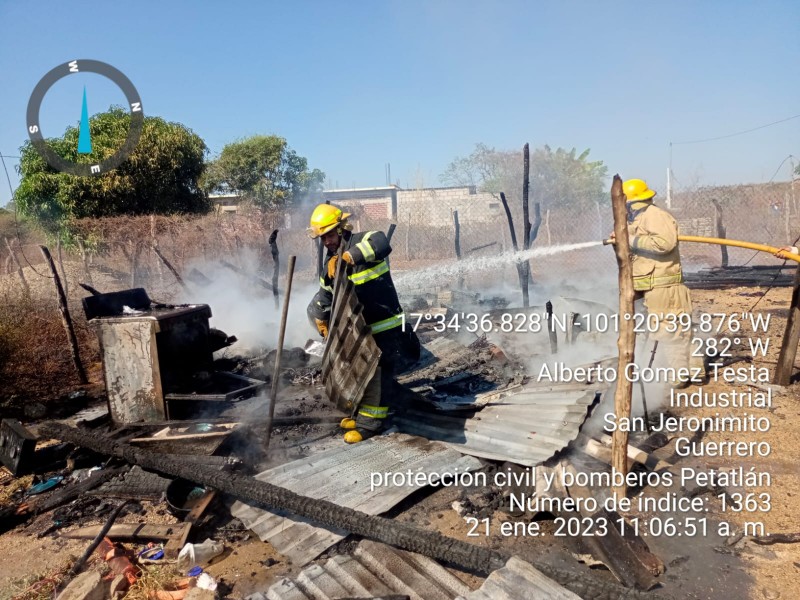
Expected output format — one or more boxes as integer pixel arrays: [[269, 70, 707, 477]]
[[671, 113, 800, 146]]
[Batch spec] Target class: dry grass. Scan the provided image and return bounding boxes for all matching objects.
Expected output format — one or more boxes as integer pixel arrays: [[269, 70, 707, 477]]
[[0, 289, 100, 415], [0, 475, 33, 506], [124, 563, 184, 600], [0, 563, 72, 600]]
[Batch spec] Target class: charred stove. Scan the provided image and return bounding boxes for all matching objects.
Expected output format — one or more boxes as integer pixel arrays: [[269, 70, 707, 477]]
[[83, 288, 264, 424]]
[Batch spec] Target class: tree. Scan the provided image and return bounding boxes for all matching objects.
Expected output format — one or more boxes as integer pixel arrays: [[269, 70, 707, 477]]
[[202, 135, 325, 210], [16, 107, 210, 227], [441, 143, 608, 209]]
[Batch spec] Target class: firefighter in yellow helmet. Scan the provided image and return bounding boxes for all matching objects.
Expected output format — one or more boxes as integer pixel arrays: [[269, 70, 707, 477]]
[[306, 203, 421, 443], [609, 179, 705, 388]]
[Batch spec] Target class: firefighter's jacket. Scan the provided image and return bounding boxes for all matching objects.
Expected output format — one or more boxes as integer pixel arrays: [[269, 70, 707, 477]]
[[307, 230, 405, 334], [628, 201, 683, 292]]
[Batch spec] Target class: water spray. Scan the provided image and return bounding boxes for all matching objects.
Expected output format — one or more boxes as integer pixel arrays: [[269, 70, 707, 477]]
[[394, 241, 604, 292]]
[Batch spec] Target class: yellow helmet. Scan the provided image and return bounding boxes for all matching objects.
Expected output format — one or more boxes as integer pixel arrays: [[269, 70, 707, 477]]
[[623, 179, 656, 202], [307, 203, 351, 239]]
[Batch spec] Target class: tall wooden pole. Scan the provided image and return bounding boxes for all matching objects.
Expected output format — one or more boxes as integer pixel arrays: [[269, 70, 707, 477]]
[[453, 210, 464, 289], [609, 175, 635, 499], [521, 143, 531, 307], [264, 255, 297, 449], [499, 192, 528, 305], [269, 229, 280, 309], [40, 245, 87, 384]]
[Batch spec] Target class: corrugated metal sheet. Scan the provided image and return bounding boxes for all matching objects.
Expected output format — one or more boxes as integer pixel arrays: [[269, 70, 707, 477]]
[[395, 382, 606, 466], [246, 540, 471, 600], [321, 258, 380, 413], [230, 433, 482, 566], [456, 556, 581, 600]]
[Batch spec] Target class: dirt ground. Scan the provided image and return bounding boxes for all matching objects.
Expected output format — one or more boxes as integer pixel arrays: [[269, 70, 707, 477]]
[[1, 284, 799, 599]]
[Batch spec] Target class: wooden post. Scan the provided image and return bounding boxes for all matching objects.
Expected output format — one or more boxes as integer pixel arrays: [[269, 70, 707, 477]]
[[545, 209, 552, 245], [269, 229, 280, 309], [521, 144, 531, 307], [404, 211, 411, 261], [774, 264, 800, 385], [453, 210, 464, 289], [56, 238, 68, 299], [545, 301, 557, 354], [129, 241, 140, 288], [499, 192, 528, 305], [529, 202, 542, 246], [152, 246, 189, 292], [264, 255, 297, 449], [5, 237, 30, 297], [77, 239, 94, 287], [609, 175, 636, 500], [710, 199, 728, 267], [40, 245, 87, 384], [150, 215, 164, 287]]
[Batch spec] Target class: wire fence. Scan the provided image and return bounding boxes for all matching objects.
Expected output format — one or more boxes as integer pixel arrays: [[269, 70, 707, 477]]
[[2, 179, 799, 309]]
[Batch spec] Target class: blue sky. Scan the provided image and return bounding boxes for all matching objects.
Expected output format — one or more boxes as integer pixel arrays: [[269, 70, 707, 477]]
[[1, 0, 798, 207]]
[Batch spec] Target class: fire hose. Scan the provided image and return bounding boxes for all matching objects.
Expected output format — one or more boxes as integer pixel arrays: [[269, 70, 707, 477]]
[[604, 234, 800, 263]]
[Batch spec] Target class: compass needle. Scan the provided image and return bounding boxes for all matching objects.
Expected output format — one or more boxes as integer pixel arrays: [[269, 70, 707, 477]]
[[78, 86, 92, 154]]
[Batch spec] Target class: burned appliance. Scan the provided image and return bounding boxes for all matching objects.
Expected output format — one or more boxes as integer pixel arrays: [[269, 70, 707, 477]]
[[84, 288, 264, 424]]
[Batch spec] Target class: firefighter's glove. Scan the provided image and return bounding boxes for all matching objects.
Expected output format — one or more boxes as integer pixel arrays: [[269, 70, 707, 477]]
[[315, 318, 329, 339], [776, 246, 799, 259], [342, 251, 355, 265], [327, 255, 338, 278]]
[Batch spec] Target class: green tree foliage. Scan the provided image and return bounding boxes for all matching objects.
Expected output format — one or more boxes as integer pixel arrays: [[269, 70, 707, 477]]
[[16, 107, 210, 227], [441, 143, 608, 209], [203, 135, 325, 209]]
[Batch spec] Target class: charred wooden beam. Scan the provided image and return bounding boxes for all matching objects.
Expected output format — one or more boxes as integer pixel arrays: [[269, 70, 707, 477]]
[[269, 229, 280, 309], [221, 259, 275, 292], [152, 245, 189, 292], [40, 422, 656, 598], [521, 143, 531, 306], [499, 192, 528, 306]]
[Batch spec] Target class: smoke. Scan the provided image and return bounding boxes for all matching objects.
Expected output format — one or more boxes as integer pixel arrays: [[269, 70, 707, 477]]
[[176, 250, 319, 353]]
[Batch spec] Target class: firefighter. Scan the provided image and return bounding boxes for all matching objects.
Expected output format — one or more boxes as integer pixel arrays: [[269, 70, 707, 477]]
[[306, 203, 421, 443], [609, 179, 705, 388]]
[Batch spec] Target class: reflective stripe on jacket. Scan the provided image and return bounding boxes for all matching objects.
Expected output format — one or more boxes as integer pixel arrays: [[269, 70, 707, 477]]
[[307, 230, 404, 332], [628, 202, 684, 292]]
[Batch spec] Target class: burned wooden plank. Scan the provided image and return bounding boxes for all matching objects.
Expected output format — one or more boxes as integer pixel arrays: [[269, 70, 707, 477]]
[[321, 266, 380, 412], [561, 463, 660, 590], [63, 522, 192, 560]]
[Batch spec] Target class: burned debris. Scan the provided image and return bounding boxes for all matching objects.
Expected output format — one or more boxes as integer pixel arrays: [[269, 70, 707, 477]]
[[4, 191, 796, 600]]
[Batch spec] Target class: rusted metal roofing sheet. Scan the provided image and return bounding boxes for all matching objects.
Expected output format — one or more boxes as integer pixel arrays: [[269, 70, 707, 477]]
[[456, 556, 581, 600], [247, 540, 471, 600], [321, 256, 380, 413], [395, 382, 606, 466], [230, 433, 482, 566]]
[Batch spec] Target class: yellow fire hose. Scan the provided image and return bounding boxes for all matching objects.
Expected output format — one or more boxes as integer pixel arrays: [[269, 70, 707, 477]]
[[677, 236, 800, 263], [604, 235, 800, 264]]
